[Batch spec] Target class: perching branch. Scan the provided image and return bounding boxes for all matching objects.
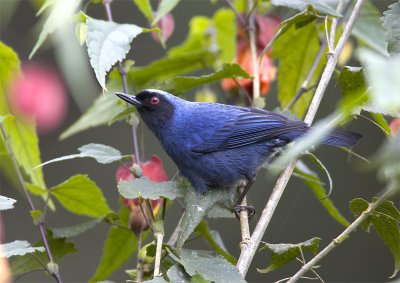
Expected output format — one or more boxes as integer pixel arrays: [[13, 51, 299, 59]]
[[288, 184, 397, 283], [236, 0, 366, 276], [153, 232, 164, 277], [0, 124, 63, 283]]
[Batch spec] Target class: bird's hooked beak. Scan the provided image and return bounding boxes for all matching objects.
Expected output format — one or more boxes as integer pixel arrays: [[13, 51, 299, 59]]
[[115, 92, 141, 106]]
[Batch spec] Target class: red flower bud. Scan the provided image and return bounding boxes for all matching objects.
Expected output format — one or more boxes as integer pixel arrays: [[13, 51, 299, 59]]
[[115, 155, 167, 234], [389, 118, 400, 136], [151, 13, 175, 43], [8, 63, 68, 134]]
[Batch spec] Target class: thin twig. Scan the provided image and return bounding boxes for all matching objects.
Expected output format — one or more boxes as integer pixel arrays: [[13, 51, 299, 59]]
[[153, 232, 164, 277], [236, 0, 365, 276], [224, 0, 246, 27], [288, 184, 396, 282], [0, 125, 63, 283], [136, 232, 143, 282], [238, 186, 251, 250], [248, 0, 260, 101]]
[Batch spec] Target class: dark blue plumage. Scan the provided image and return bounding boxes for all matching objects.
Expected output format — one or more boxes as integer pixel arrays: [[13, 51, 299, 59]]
[[115, 89, 361, 195]]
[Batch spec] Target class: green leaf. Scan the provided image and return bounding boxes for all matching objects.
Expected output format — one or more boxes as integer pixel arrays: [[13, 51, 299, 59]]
[[176, 188, 235, 249], [30, 209, 44, 225], [382, 2, 400, 55], [133, 0, 154, 21], [0, 195, 17, 210], [30, 0, 81, 58], [108, 106, 137, 125], [195, 221, 236, 264], [52, 218, 103, 238], [272, 17, 325, 117], [90, 206, 137, 282], [51, 174, 112, 218], [178, 249, 245, 283], [295, 161, 350, 227], [0, 240, 45, 258], [213, 8, 236, 63], [352, 2, 388, 56], [118, 177, 185, 200], [38, 143, 123, 168], [257, 237, 321, 273], [166, 265, 191, 282], [129, 50, 217, 90], [152, 0, 180, 26], [357, 49, 400, 117], [2, 115, 46, 188], [25, 182, 47, 196], [338, 66, 369, 115], [349, 198, 400, 277], [369, 113, 391, 137], [60, 93, 124, 140], [86, 17, 143, 89], [162, 64, 250, 94], [10, 230, 77, 277], [271, 0, 341, 17], [145, 277, 169, 283]]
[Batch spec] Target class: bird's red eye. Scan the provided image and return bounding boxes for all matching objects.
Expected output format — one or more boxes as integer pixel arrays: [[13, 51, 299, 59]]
[[150, 96, 159, 105]]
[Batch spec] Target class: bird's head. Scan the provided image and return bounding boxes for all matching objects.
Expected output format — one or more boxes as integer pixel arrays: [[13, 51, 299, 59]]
[[115, 89, 179, 131]]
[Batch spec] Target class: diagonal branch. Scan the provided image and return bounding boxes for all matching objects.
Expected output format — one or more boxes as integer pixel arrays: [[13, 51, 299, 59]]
[[236, 0, 366, 277]]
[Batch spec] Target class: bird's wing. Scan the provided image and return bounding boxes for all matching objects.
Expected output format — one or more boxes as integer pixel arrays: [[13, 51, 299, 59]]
[[191, 107, 307, 153]]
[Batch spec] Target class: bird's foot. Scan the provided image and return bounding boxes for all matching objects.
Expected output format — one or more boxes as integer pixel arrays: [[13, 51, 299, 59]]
[[234, 204, 255, 220]]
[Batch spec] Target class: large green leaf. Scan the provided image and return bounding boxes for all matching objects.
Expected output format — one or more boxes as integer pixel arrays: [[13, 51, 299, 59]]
[[133, 0, 154, 22], [0, 195, 17, 210], [178, 249, 245, 283], [30, 0, 81, 58], [213, 8, 236, 64], [0, 240, 45, 258], [51, 175, 112, 218], [382, 1, 400, 55], [118, 177, 185, 200], [272, 17, 325, 117], [152, 0, 180, 25], [86, 17, 143, 89], [128, 50, 217, 90], [176, 188, 235, 249], [38, 143, 123, 168], [257, 237, 321, 273], [90, 206, 137, 282], [10, 230, 77, 278], [2, 115, 46, 188], [352, 3, 388, 56], [0, 41, 19, 114], [295, 161, 350, 227], [60, 94, 124, 140], [349, 198, 400, 278], [358, 49, 400, 117], [271, 0, 341, 17], [162, 64, 250, 94]]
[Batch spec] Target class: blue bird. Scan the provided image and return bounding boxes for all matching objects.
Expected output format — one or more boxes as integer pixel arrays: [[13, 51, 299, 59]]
[[115, 89, 361, 214]]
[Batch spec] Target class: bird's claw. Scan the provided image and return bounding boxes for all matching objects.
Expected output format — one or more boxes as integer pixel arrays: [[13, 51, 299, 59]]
[[234, 204, 255, 219]]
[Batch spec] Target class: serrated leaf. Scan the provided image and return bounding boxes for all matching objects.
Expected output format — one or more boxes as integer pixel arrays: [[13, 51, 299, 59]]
[[133, 0, 154, 21], [176, 188, 235, 249], [118, 177, 185, 200], [86, 17, 143, 89], [152, 0, 180, 26], [352, 2, 388, 56], [271, 0, 341, 17], [30, 0, 81, 58], [162, 64, 250, 94], [0, 241, 44, 258], [10, 230, 76, 277], [382, 2, 400, 55], [213, 8, 236, 63], [38, 143, 123, 168], [90, 206, 137, 282], [272, 16, 326, 117], [295, 161, 350, 227], [166, 265, 191, 283], [195, 221, 236, 264], [178, 249, 245, 283], [257, 237, 321, 273], [52, 218, 103, 238], [338, 66, 369, 115], [51, 174, 112, 218], [128, 50, 217, 90], [0, 195, 16, 210], [2, 115, 46, 188], [60, 93, 125, 140], [358, 49, 400, 117], [349, 198, 400, 277]]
